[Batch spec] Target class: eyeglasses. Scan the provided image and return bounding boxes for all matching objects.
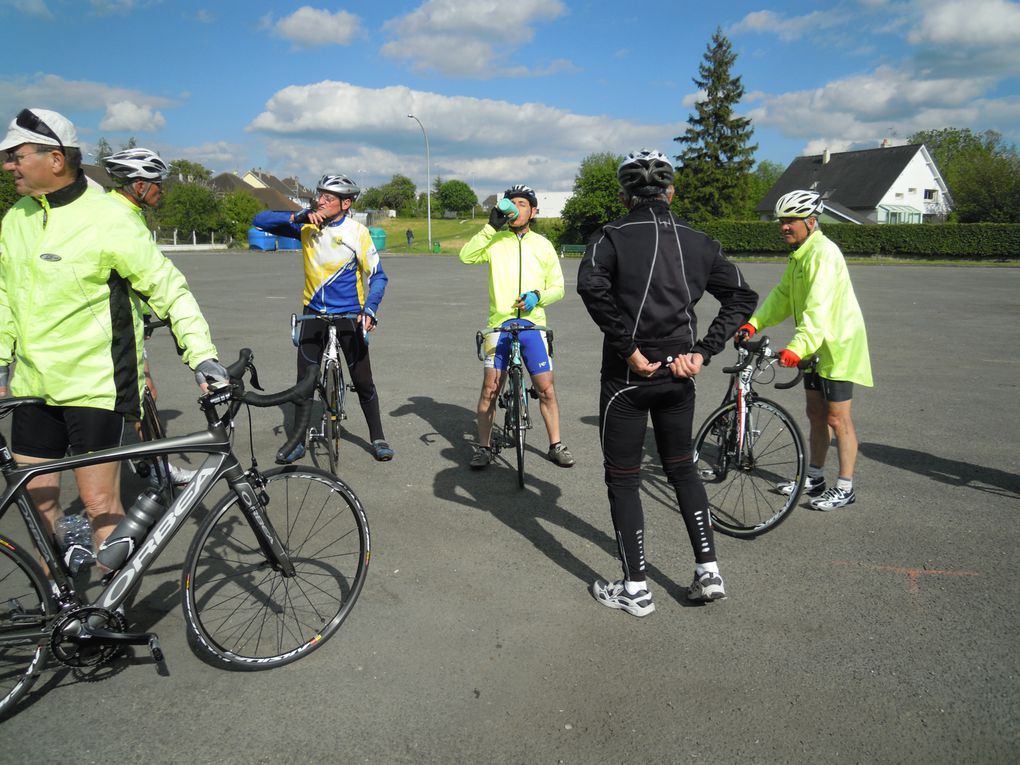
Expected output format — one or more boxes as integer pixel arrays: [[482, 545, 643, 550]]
[[15, 109, 64, 154], [3, 148, 51, 165]]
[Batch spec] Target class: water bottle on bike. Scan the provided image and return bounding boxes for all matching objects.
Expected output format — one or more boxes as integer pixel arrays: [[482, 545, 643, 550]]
[[55, 512, 94, 575]]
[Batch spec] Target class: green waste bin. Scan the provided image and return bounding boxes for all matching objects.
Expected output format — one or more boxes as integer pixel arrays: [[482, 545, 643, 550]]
[[432, 242, 441, 253], [369, 227, 386, 253]]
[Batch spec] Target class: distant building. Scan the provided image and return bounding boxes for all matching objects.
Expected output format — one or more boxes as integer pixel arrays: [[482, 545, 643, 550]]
[[757, 144, 953, 224], [243, 169, 313, 208], [210, 172, 299, 212]]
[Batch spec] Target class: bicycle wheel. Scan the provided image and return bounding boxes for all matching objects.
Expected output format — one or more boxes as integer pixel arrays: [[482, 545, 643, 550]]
[[0, 535, 56, 718], [182, 466, 370, 669], [508, 366, 526, 488], [693, 397, 806, 538], [321, 362, 343, 474]]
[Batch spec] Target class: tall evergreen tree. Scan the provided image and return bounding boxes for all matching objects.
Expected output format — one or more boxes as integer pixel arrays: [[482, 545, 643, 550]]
[[673, 27, 757, 221]]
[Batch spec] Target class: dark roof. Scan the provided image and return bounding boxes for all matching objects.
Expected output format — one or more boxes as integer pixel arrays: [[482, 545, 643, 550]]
[[756, 144, 924, 214], [819, 199, 871, 224], [210, 173, 299, 211], [82, 163, 115, 190], [249, 170, 311, 200]]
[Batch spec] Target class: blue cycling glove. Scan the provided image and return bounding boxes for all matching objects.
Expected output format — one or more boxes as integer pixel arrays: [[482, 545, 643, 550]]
[[520, 291, 540, 312]]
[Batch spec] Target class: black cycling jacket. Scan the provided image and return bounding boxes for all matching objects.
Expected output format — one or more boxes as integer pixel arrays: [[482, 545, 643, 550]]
[[577, 201, 758, 382]]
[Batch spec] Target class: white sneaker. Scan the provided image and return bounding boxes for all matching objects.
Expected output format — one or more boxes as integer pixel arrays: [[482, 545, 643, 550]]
[[687, 572, 727, 602], [591, 579, 655, 617], [168, 463, 196, 487], [776, 475, 826, 497]]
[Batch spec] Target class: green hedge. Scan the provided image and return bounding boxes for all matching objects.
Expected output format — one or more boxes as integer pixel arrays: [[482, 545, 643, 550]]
[[699, 221, 1020, 258]]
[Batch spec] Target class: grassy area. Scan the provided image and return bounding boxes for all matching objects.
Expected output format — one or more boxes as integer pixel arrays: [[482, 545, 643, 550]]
[[370, 215, 490, 254]]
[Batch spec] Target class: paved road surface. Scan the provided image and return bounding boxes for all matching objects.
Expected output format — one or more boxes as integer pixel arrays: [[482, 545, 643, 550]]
[[3, 252, 1017, 763]]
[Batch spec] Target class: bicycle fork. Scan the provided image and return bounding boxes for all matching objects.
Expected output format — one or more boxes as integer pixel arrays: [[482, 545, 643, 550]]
[[230, 469, 296, 577]]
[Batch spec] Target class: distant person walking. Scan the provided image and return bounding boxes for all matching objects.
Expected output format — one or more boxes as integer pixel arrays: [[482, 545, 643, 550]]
[[406, 228, 414, 249]]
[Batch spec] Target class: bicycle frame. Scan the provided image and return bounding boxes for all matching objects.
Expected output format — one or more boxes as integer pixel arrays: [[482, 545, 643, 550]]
[[0, 407, 294, 616]]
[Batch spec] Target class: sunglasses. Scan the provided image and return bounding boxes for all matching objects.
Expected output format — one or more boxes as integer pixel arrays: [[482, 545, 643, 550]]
[[16, 109, 64, 154]]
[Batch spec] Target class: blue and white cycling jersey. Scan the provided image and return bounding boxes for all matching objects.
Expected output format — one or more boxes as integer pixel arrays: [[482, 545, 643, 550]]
[[252, 210, 388, 314]]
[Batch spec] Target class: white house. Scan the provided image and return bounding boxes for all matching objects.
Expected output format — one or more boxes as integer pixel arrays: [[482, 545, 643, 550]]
[[757, 144, 953, 224]]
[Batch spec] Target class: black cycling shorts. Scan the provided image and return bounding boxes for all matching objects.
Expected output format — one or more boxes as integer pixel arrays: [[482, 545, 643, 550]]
[[12, 404, 124, 459], [803, 372, 854, 402]]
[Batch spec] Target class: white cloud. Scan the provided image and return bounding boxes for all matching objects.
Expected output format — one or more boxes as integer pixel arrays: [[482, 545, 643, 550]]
[[248, 80, 677, 195], [909, 0, 1020, 47], [271, 6, 360, 47], [99, 101, 166, 132], [682, 89, 707, 108], [0, 74, 176, 125], [3, 0, 52, 18], [90, 0, 136, 13], [194, 9, 214, 23], [381, 0, 569, 77], [177, 140, 248, 169], [729, 8, 848, 42]]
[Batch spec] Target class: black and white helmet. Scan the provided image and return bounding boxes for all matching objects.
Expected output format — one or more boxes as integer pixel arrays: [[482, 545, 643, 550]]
[[317, 174, 360, 199], [774, 190, 823, 219], [618, 149, 674, 194], [503, 184, 538, 207], [103, 148, 169, 182]]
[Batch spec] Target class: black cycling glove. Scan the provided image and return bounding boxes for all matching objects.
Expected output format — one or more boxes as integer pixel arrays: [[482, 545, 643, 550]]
[[488, 206, 509, 231]]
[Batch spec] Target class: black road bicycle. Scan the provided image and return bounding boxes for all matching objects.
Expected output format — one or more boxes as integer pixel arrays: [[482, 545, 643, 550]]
[[291, 312, 363, 473], [692, 336, 817, 538], [0, 350, 370, 717], [475, 323, 552, 489]]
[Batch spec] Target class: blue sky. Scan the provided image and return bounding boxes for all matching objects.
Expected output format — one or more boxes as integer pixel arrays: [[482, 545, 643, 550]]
[[2, 0, 1018, 199]]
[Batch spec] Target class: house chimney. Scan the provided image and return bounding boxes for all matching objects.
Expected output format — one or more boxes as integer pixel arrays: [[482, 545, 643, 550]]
[[881, 138, 889, 148], [822, 148, 830, 164]]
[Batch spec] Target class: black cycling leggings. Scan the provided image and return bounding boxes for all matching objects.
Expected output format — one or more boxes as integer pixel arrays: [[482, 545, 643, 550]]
[[296, 311, 385, 441], [599, 377, 716, 580]]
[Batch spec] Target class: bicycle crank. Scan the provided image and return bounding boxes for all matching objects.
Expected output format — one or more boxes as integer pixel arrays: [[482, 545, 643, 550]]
[[50, 606, 164, 668]]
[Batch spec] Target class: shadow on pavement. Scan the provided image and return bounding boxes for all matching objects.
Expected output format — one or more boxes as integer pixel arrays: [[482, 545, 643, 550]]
[[860, 442, 1020, 500], [391, 396, 690, 604]]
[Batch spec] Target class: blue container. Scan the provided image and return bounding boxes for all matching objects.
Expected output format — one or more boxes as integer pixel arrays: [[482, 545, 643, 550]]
[[277, 237, 302, 250], [247, 227, 277, 251], [368, 227, 386, 253]]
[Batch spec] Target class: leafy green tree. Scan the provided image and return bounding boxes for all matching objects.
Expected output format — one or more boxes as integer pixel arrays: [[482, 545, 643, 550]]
[[559, 152, 627, 244], [908, 127, 1020, 222], [673, 27, 757, 222], [167, 159, 212, 183], [121, 137, 138, 151], [359, 186, 385, 209], [740, 160, 785, 219], [155, 183, 223, 235], [949, 152, 1020, 223], [218, 189, 265, 242], [438, 180, 476, 215], [0, 170, 19, 219], [379, 174, 416, 212]]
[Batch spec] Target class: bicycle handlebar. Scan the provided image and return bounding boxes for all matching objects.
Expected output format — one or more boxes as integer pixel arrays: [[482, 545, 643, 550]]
[[723, 336, 819, 388], [475, 323, 554, 361], [199, 349, 319, 465], [291, 312, 370, 347]]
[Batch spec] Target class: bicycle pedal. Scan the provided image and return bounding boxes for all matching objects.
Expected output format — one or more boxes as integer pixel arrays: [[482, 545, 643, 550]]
[[148, 634, 164, 663], [528, 388, 538, 399]]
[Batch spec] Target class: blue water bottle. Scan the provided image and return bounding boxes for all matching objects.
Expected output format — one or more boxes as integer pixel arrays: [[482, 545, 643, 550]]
[[497, 197, 519, 221]]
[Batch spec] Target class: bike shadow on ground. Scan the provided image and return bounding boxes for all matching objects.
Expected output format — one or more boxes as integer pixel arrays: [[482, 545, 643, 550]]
[[859, 442, 1020, 500], [391, 396, 692, 606]]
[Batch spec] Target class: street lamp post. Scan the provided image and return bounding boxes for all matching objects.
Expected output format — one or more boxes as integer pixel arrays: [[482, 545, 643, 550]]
[[407, 114, 432, 251]]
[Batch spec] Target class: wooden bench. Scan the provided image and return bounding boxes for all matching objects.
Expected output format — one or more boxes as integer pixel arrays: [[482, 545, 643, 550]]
[[559, 244, 586, 258]]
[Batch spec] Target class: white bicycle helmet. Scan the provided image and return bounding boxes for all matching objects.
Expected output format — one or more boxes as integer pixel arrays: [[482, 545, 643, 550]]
[[317, 174, 360, 199], [103, 148, 169, 182], [618, 149, 674, 193], [774, 190, 824, 219], [503, 184, 538, 207]]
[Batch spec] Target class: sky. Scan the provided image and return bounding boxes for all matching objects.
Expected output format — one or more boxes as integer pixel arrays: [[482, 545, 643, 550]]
[[2, 0, 1018, 200]]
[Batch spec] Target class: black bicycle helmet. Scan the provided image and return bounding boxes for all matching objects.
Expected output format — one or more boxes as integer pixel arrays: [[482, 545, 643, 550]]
[[503, 184, 538, 207], [617, 149, 674, 194]]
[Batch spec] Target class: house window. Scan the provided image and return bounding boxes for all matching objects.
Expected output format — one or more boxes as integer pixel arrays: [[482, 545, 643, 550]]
[[924, 189, 938, 201], [908, 187, 917, 193], [895, 192, 904, 199]]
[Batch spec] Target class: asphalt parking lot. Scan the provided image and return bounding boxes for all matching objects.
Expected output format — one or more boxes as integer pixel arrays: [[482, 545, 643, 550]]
[[3, 251, 1018, 763]]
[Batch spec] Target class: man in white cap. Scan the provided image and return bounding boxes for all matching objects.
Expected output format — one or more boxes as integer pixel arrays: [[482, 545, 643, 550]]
[[0, 107, 227, 565]]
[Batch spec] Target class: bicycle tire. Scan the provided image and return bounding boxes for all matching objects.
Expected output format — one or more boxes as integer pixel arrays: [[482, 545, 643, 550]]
[[693, 397, 806, 538], [509, 366, 525, 488], [0, 535, 56, 718], [181, 466, 370, 669], [322, 362, 342, 474], [137, 388, 174, 497]]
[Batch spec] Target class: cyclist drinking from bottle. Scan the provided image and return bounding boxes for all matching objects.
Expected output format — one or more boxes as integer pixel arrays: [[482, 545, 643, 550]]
[[252, 173, 393, 462], [459, 184, 575, 469], [737, 190, 873, 511]]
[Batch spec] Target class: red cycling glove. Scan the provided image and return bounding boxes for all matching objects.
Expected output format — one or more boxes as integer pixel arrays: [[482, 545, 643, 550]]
[[778, 349, 801, 368], [735, 323, 756, 343]]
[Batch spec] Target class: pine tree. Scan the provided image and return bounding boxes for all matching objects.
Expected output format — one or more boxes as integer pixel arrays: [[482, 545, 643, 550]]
[[673, 28, 757, 222]]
